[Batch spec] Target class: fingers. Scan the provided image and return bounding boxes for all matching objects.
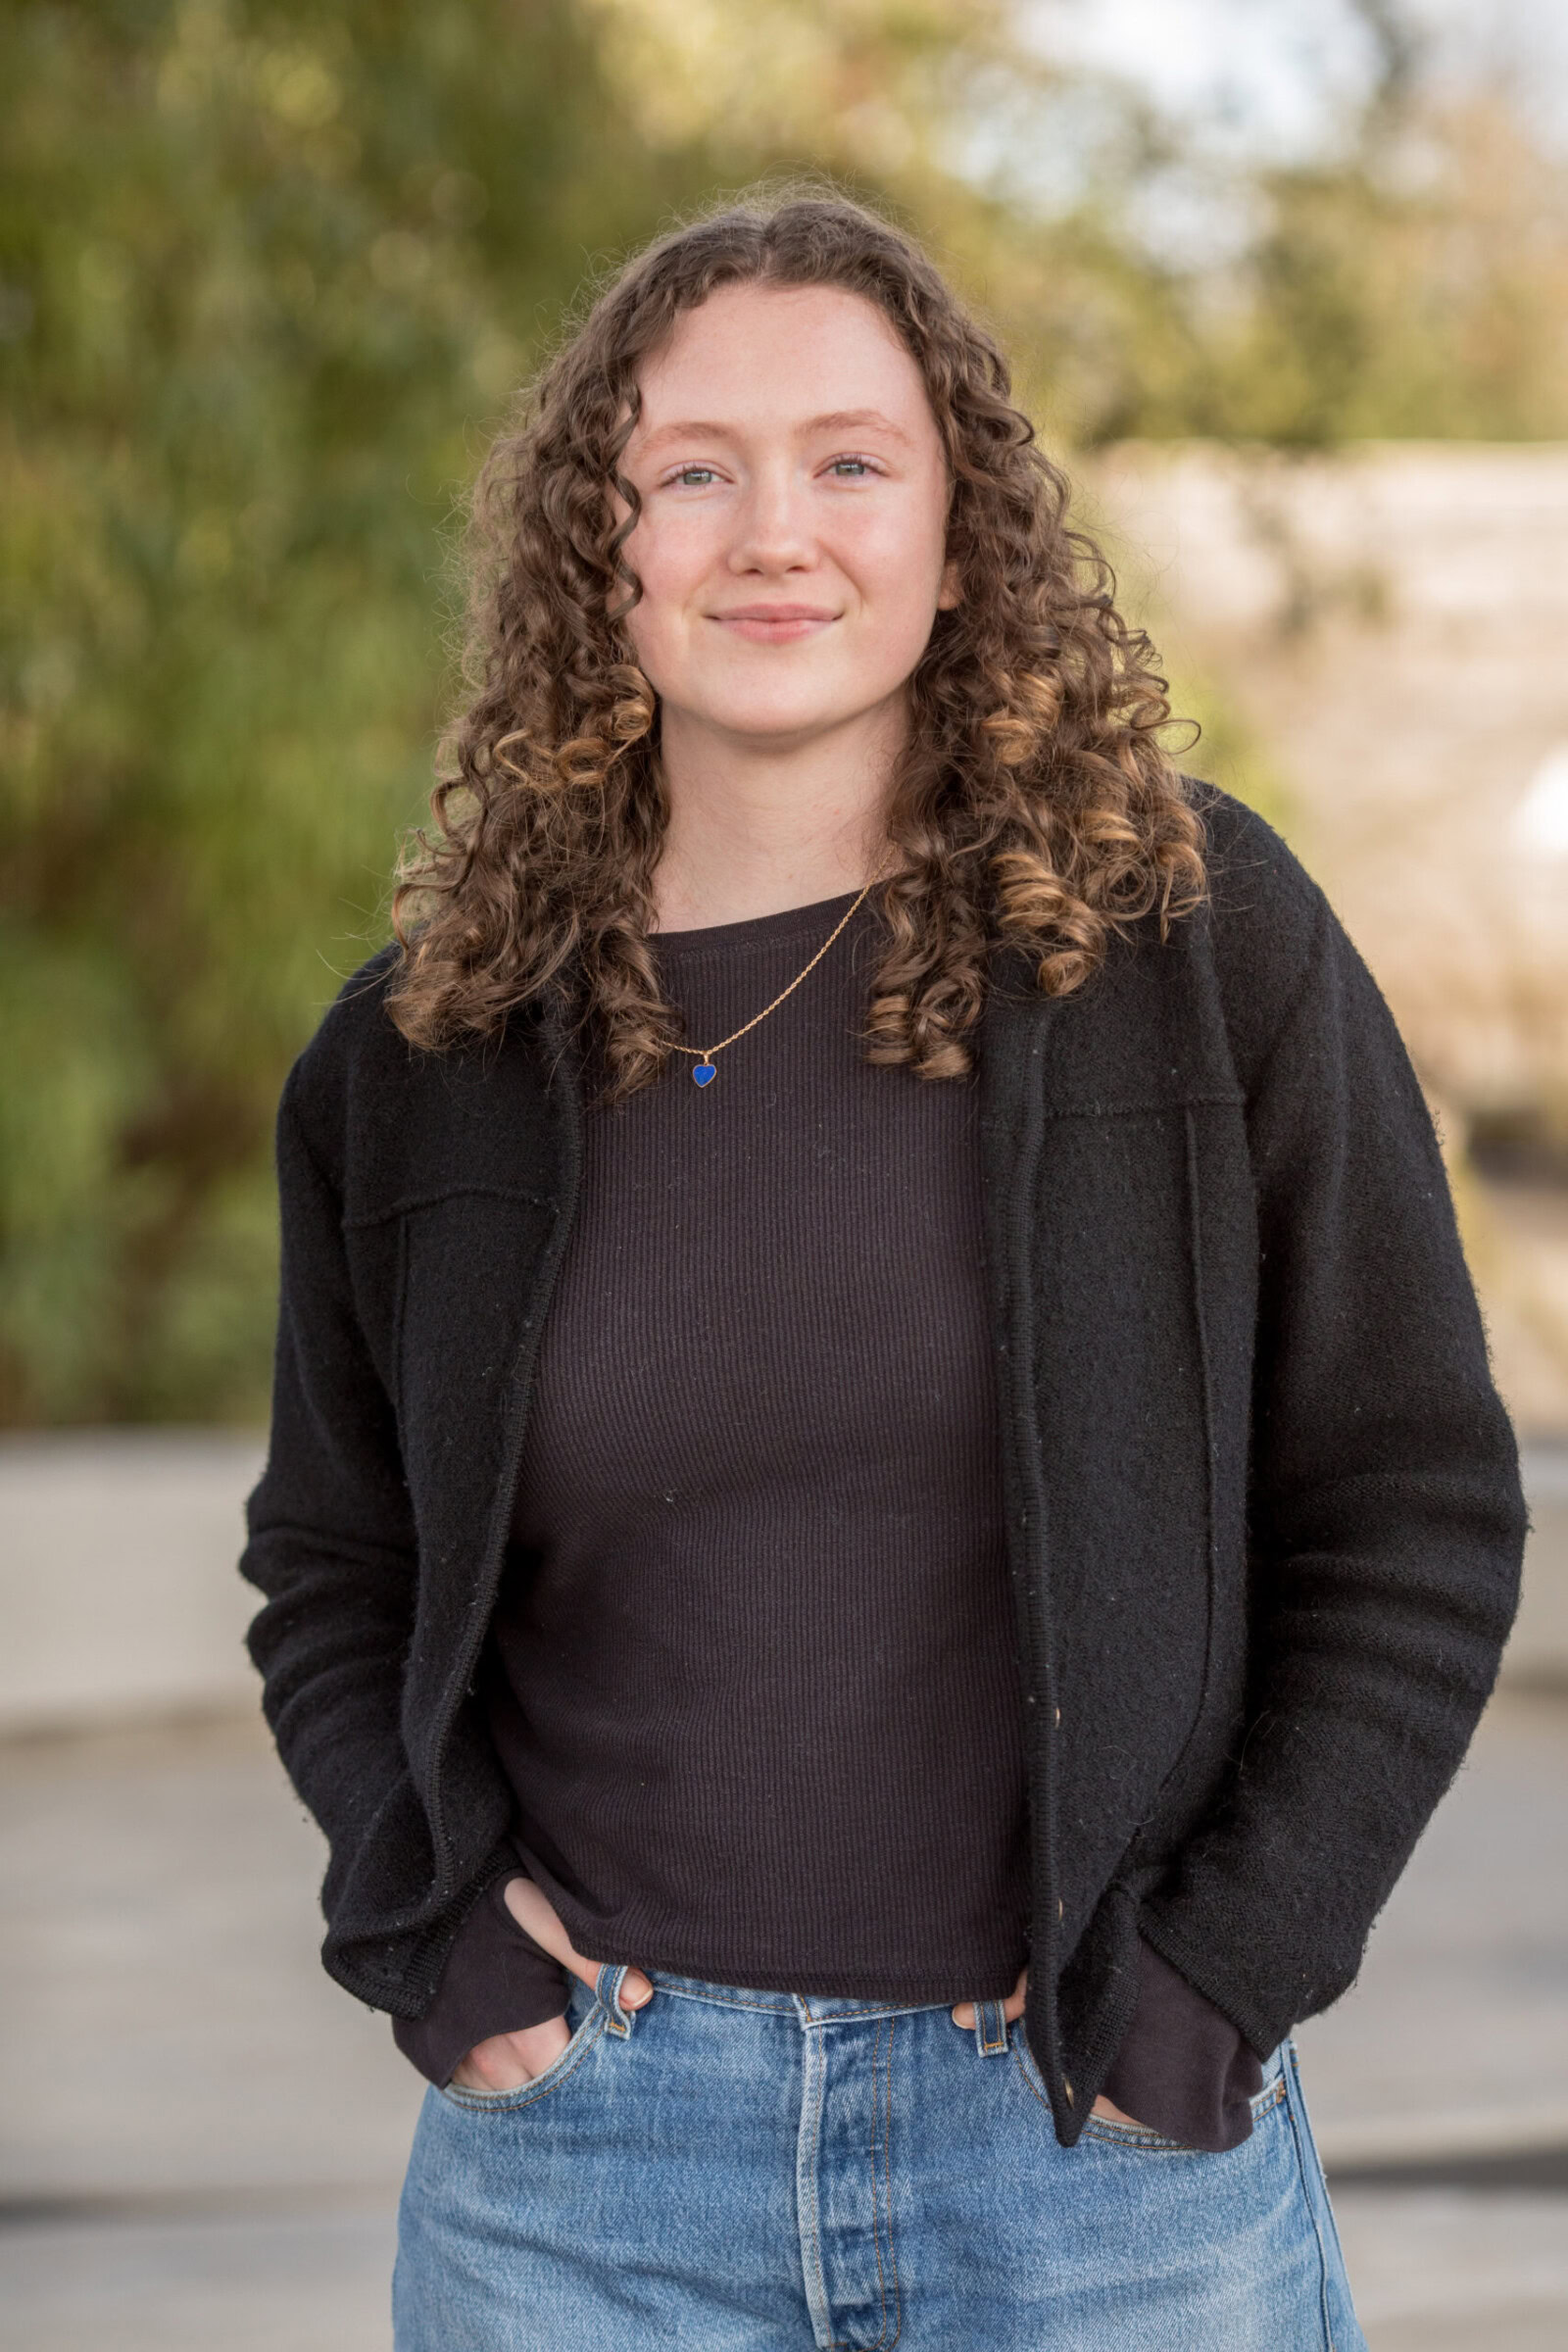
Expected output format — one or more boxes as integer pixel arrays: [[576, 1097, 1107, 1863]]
[[502, 1873, 655, 2010], [950, 1967, 1029, 2031], [450, 2014, 571, 2092]]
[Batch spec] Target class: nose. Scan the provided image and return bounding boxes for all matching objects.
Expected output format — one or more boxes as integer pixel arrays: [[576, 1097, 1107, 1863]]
[[727, 459, 815, 575]]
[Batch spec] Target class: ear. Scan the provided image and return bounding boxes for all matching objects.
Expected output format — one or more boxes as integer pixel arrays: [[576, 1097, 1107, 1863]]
[[936, 553, 961, 611]]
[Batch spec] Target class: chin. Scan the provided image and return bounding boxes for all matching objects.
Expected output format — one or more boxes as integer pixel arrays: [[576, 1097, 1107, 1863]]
[[696, 685, 891, 746]]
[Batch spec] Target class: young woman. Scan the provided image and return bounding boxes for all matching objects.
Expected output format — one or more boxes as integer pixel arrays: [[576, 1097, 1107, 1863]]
[[241, 192, 1526, 2349]]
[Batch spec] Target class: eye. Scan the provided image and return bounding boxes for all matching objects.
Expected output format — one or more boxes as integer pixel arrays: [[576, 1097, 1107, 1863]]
[[825, 456, 879, 479], [666, 465, 720, 488]]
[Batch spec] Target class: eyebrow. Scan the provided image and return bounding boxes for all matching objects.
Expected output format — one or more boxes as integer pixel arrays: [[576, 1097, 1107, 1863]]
[[635, 408, 916, 454]]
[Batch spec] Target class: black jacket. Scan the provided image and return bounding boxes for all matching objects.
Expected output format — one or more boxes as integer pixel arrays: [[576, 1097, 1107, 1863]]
[[239, 787, 1527, 2147]]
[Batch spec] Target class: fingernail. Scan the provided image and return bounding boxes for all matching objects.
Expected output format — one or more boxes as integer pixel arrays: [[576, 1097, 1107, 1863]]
[[624, 1974, 653, 2005]]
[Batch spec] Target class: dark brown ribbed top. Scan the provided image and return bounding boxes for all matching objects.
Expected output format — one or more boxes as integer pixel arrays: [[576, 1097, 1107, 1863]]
[[482, 886, 1032, 1998]]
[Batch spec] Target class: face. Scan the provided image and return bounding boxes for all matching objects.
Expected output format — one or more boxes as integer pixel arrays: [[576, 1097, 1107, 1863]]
[[613, 281, 958, 758]]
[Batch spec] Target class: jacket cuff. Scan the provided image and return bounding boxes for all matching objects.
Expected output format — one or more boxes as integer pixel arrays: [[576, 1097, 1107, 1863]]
[[1100, 1936, 1264, 2153], [391, 1874, 571, 2086]]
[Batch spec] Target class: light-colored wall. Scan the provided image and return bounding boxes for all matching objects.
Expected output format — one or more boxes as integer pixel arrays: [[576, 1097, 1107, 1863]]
[[0, 1431, 267, 1735], [1088, 441, 1568, 1436], [1, 1430, 1562, 1735], [1090, 441, 1568, 1119]]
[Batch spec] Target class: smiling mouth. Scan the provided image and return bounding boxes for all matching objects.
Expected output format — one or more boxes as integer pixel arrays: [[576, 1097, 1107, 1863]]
[[710, 607, 840, 641]]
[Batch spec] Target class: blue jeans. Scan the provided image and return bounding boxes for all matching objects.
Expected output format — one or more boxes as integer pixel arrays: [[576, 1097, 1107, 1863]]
[[394, 1961, 1367, 2349]]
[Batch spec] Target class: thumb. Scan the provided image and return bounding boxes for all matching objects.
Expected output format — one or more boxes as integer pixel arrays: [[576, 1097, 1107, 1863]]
[[950, 1968, 1029, 2032], [502, 1876, 655, 2007]]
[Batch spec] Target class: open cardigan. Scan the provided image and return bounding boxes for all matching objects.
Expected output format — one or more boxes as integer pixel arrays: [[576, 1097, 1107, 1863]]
[[239, 785, 1527, 2148]]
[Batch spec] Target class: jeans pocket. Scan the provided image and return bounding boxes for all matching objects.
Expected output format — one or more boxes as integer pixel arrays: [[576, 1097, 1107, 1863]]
[[438, 1993, 607, 2116]]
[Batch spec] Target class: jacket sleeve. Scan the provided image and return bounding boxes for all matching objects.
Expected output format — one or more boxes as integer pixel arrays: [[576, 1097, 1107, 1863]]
[[1102, 1937, 1263, 2152], [391, 1872, 571, 2086], [239, 1055, 424, 1916], [1138, 857, 1529, 2060]]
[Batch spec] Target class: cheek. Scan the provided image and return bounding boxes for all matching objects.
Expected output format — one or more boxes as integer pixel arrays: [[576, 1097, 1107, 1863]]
[[844, 507, 951, 649], [620, 519, 710, 668], [848, 481, 947, 583]]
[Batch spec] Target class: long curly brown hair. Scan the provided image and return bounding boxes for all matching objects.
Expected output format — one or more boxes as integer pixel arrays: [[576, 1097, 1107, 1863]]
[[387, 185, 1205, 1096]]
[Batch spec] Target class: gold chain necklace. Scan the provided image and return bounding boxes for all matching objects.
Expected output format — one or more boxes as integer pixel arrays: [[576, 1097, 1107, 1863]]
[[667, 877, 878, 1089]]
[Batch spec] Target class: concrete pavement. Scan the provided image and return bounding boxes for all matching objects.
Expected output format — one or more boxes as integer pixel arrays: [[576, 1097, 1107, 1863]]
[[2, 1430, 1565, 2343], [2, 1686, 1566, 2348]]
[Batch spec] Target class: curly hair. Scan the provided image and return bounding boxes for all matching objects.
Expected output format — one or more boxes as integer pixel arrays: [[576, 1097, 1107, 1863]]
[[386, 184, 1205, 1096]]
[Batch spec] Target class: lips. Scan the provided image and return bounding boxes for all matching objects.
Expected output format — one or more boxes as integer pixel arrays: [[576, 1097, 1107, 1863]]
[[714, 606, 838, 621], [710, 605, 839, 640]]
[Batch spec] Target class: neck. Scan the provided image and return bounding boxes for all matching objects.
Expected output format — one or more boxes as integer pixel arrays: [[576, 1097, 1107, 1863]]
[[648, 701, 903, 931]]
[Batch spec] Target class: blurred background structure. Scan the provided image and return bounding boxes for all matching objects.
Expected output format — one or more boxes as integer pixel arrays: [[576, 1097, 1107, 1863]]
[[3, 2, 1567, 2345]]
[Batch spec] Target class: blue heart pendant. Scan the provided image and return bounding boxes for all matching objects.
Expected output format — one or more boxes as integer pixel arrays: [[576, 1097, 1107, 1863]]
[[693, 1061, 717, 1088]]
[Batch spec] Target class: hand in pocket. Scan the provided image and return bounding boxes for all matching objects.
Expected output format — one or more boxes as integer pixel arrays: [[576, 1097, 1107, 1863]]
[[448, 1875, 655, 2091]]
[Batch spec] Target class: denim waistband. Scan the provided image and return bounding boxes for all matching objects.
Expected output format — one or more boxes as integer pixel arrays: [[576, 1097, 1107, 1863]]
[[641, 1966, 973, 2024], [605, 1966, 1288, 2084]]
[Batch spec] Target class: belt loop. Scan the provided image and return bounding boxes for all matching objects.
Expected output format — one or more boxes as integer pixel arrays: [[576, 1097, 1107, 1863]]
[[974, 1997, 1008, 2057], [596, 1961, 639, 2037]]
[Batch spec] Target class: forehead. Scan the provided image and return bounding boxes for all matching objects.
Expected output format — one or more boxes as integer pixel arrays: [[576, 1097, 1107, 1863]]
[[629, 282, 939, 444]]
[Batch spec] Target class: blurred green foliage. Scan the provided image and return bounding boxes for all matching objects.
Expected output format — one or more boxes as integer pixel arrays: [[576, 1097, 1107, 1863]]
[[3, 0, 1565, 1423], [1, 0, 723, 1422]]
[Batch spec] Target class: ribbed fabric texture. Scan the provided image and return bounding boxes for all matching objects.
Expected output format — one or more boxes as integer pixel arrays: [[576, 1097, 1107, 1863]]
[[482, 889, 1032, 2001]]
